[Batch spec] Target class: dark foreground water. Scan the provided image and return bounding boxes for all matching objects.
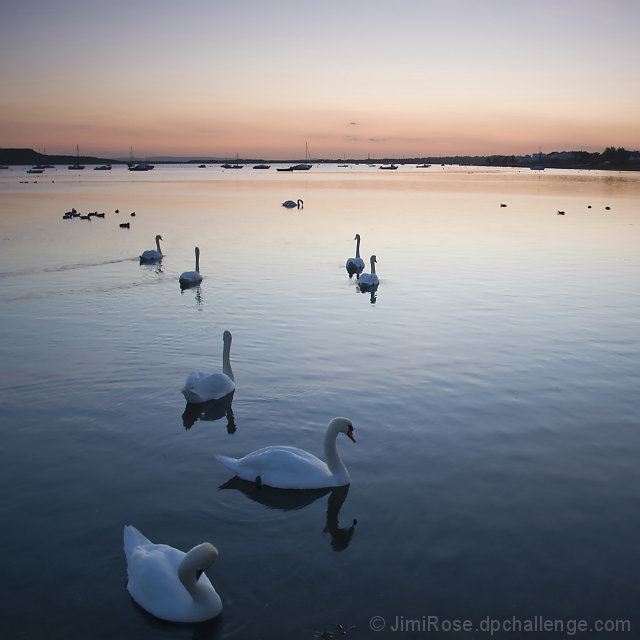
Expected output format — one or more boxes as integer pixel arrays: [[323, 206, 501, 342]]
[[1, 165, 639, 639]]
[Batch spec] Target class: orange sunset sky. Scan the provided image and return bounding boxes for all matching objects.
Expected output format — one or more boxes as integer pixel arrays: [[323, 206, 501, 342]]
[[1, 0, 639, 160]]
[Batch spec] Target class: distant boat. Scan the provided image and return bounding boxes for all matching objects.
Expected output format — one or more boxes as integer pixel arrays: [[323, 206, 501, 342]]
[[379, 164, 398, 170], [94, 164, 111, 170], [416, 163, 431, 168], [222, 154, 243, 169], [198, 164, 206, 168], [253, 164, 271, 169], [68, 144, 85, 170], [0, 165, 9, 170], [277, 146, 313, 172], [289, 142, 312, 170], [27, 167, 44, 174], [129, 162, 154, 171]]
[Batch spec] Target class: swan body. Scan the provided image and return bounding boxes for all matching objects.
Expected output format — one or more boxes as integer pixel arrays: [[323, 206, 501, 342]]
[[282, 199, 303, 209], [183, 330, 235, 403], [179, 247, 203, 288], [358, 254, 379, 287], [123, 525, 222, 623], [346, 233, 365, 274], [140, 235, 163, 263], [216, 417, 356, 489]]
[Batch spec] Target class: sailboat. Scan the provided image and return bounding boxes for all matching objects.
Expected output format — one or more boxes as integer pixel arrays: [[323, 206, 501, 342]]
[[277, 143, 313, 172], [126, 147, 154, 171], [68, 145, 85, 170], [222, 153, 243, 169], [291, 142, 312, 170]]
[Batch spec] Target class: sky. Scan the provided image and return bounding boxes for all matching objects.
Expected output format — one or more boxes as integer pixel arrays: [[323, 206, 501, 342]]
[[1, 0, 639, 160]]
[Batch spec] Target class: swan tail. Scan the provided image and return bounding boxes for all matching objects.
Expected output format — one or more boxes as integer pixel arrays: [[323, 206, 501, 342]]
[[124, 524, 152, 561], [215, 454, 240, 473]]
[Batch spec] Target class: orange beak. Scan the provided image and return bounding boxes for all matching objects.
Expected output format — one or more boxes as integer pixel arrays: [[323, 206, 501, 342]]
[[347, 428, 356, 443]]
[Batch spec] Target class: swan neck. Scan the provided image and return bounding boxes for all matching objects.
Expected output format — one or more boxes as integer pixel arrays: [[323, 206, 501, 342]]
[[156, 237, 162, 254], [355, 235, 361, 259], [222, 337, 234, 381], [195, 250, 200, 273], [177, 544, 216, 598], [370, 258, 376, 275], [324, 422, 348, 478]]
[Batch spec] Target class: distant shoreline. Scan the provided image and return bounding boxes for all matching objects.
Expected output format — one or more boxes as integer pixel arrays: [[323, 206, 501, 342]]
[[1, 147, 639, 172]]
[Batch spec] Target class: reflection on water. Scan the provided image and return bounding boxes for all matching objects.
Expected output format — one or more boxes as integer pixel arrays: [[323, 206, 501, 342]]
[[356, 282, 378, 303], [220, 480, 356, 551], [1, 166, 639, 639], [323, 485, 357, 552], [182, 393, 236, 433]]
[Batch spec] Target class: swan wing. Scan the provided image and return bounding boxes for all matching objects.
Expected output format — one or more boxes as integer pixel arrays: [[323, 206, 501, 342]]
[[183, 372, 235, 403], [179, 271, 202, 282], [359, 273, 379, 285], [346, 257, 365, 270], [216, 446, 335, 489], [124, 524, 153, 562], [140, 250, 161, 262]]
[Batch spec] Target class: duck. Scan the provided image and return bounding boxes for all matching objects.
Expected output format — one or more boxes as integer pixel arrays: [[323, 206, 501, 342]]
[[183, 330, 235, 404], [346, 234, 365, 275], [358, 255, 379, 288], [139, 235, 163, 263], [123, 525, 222, 623], [215, 417, 356, 489], [119, 222, 130, 229], [179, 247, 203, 288], [282, 199, 303, 209]]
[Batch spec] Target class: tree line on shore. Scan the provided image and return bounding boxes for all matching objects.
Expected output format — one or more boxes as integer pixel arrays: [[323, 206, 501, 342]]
[[1, 146, 639, 170]]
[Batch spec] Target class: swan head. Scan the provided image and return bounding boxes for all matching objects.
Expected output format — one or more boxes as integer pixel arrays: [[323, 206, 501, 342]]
[[223, 330, 232, 346], [195, 247, 200, 257], [331, 417, 356, 443], [370, 255, 377, 265], [354, 233, 360, 241], [155, 234, 162, 242], [297, 199, 303, 208]]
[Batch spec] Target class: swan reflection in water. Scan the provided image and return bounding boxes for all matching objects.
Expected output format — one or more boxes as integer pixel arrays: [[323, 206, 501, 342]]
[[180, 284, 203, 307], [219, 479, 357, 551], [357, 285, 377, 304], [139, 262, 164, 275], [182, 392, 236, 433]]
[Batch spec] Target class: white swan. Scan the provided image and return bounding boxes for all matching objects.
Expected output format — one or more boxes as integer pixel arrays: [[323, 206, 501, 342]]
[[282, 199, 303, 209], [358, 255, 379, 287], [179, 247, 203, 288], [123, 525, 222, 623], [183, 330, 235, 403], [139, 235, 163, 263], [215, 417, 356, 489], [346, 234, 365, 274]]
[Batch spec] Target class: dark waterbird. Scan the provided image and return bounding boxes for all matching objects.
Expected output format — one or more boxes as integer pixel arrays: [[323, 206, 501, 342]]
[[282, 199, 303, 209]]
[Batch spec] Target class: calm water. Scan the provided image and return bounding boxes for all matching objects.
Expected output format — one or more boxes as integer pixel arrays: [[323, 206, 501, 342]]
[[1, 164, 639, 639]]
